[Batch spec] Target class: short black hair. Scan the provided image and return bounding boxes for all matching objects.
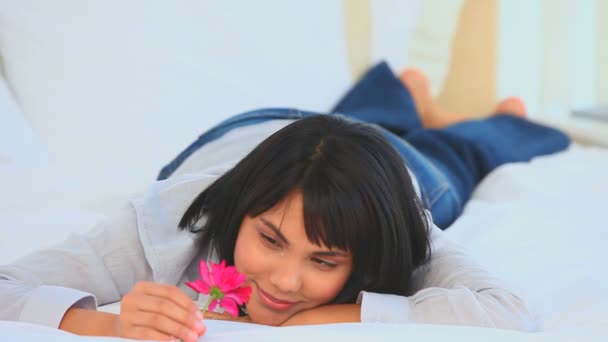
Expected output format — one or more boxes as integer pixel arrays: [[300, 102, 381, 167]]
[[179, 114, 431, 303]]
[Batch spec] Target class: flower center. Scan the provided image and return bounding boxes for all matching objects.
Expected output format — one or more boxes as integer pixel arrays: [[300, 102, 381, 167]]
[[210, 286, 224, 300]]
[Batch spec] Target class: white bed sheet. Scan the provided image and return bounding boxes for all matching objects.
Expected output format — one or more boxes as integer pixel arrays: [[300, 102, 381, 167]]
[[0, 320, 596, 342], [445, 144, 608, 333], [1, 144, 607, 340]]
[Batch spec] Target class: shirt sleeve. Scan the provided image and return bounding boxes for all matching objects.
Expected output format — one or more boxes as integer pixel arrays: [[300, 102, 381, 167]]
[[0, 202, 152, 328], [357, 225, 538, 331]]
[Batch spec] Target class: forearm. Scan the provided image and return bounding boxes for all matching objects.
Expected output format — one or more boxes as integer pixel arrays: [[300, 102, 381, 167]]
[[406, 228, 536, 330], [0, 204, 152, 327], [0, 279, 98, 328], [59, 307, 118, 336], [281, 304, 361, 326]]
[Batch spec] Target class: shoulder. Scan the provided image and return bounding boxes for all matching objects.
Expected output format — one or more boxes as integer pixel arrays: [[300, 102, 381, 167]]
[[134, 166, 232, 214], [127, 169, 232, 283], [130, 168, 232, 237], [411, 221, 509, 293]]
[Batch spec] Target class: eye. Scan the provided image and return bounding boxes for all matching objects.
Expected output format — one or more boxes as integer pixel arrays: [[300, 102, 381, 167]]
[[312, 258, 337, 270], [259, 232, 280, 248]]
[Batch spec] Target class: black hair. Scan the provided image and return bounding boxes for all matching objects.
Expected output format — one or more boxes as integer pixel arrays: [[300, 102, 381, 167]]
[[179, 114, 431, 303]]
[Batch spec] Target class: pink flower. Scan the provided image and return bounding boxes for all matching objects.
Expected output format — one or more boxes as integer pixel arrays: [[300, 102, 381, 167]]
[[186, 260, 252, 317]]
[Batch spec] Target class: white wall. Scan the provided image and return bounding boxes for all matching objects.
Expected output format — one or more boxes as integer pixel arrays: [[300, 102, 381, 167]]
[[497, 0, 605, 119]]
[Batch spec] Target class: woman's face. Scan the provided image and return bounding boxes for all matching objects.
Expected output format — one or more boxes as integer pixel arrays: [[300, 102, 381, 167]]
[[233, 191, 353, 326]]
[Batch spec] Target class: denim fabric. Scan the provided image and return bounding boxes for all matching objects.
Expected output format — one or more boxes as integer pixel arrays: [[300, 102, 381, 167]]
[[330, 62, 458, 226], [331, 61, 570, 227], [156, 106, 461, 227], [403, 114, 571, 224], [157, 108, 313, 180], [157, 108, 570, 229], [330, 61, 421, 136], [157, 61, 570, 229]]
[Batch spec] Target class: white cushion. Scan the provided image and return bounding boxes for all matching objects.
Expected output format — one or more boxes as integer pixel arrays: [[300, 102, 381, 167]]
[[0, 1, 352, 180], [0, 77, 48, 165], [0, 0, 461, 181]]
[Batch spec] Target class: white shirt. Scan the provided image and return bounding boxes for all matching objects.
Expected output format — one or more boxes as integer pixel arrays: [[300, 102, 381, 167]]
[[0, 121, 537, 331]]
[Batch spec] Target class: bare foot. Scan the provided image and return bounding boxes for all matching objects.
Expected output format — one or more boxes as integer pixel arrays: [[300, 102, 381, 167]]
[[400, 68, 528, 127], [494, 96, 527, 117], [399, 68, 433, 120], [399, 68, 470, 128]]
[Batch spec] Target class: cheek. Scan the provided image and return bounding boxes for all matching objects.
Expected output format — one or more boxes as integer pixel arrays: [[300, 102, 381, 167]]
[[233, 229, 265, 276], [304, 269, 352, 305], [233, 233, 248, 273]]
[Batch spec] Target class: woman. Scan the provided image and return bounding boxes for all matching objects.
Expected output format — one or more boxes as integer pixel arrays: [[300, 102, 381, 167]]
[[0, 63, 569, 341]]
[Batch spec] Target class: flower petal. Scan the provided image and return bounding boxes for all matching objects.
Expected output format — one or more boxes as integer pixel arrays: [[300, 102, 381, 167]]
[[185, 279, 210, 294], [228, 272, 247, 289], [210, 260, 226, 287], [224, 285, 252, 305], [218, 267, 241, 292], [199, 260, 213, 287], [207, 299, 218, 313], [219, 298, 239, 317]]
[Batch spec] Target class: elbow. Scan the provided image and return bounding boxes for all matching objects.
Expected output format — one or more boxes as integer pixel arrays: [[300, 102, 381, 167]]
[[479, 288, 540, 332]]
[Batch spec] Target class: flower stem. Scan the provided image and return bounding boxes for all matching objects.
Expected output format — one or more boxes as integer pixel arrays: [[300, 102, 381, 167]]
[[200, 296, 214, 315]]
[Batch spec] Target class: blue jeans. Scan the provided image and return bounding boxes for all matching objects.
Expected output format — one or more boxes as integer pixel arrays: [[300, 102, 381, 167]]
[[158, 106, 569, 229]]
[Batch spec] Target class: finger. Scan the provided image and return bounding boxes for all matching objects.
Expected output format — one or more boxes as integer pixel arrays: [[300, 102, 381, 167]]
[[130, 311, 204, 342], [136, 294, 204, 332], [135, 282, 200, 313]]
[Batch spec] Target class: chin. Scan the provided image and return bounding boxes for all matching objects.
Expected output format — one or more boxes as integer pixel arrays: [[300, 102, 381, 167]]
[[246, 298, 293, 326], [248, 308, 289, 326], [252, 316, 285, 326]]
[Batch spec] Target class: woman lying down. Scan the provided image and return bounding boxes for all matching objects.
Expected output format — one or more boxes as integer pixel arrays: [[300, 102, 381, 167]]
[[0, 64, 569, 342]]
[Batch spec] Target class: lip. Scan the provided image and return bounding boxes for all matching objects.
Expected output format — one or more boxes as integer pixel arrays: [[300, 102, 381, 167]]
[[257, 287, 297, 311]]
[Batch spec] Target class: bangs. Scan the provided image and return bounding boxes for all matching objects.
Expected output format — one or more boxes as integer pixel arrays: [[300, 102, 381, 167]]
[[299, 167, 383, 255], [180, 114, 430, 304], [243, 171, 302, 224], [240, 162, 377, 255]]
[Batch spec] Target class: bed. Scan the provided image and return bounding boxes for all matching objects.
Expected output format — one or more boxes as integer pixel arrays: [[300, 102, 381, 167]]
[[1, 1, 607, 341]]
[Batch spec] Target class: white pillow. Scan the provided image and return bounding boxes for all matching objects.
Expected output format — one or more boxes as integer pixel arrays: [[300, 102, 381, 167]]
[[0, 77, 48, 165], [0, 0, 461, 181], [0, 1, 352, 180]]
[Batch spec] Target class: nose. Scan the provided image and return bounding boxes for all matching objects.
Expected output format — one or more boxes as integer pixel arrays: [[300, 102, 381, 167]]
[[269, 258, 302, 293]]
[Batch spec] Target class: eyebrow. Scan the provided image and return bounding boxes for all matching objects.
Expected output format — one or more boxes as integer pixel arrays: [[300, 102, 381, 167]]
[[260, 217, 290, 245], [259, 217, 350, 257]]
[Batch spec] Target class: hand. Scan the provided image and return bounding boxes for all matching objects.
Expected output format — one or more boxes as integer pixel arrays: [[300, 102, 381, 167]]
[[281, 304, 361, 326], [117, 281, 206, 342], [203, 310, 252, 323]]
